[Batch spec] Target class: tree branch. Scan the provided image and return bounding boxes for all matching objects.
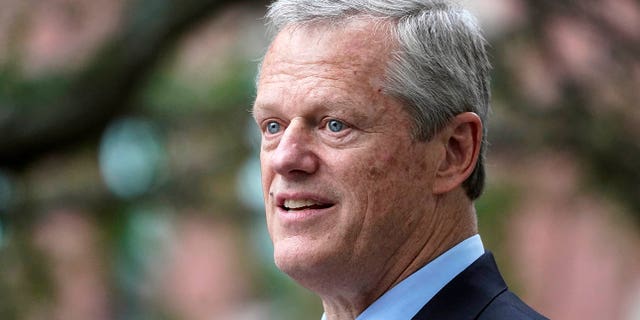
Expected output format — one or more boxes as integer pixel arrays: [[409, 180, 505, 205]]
[[0, 0, 263, 169]]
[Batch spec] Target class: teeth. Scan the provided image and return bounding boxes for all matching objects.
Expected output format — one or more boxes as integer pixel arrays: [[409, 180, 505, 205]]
[[284, 199, 321, 209]]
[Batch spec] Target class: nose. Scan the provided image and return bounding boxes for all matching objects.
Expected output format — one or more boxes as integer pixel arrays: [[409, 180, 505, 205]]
[[270, 119, 319, 178]]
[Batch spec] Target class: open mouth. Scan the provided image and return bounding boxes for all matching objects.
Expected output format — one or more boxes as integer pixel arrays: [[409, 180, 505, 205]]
[[280, 199, 334, 211]]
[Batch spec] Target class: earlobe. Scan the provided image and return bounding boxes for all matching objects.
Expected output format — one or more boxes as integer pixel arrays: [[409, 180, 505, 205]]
[[432, 112, 482, 195]]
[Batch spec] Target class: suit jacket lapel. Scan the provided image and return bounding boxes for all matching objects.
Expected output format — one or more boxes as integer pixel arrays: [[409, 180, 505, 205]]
[[411, 252, 508, 320]]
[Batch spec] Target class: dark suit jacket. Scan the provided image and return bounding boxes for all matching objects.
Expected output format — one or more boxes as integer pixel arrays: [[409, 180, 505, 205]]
[[412, 252, 548, 319]]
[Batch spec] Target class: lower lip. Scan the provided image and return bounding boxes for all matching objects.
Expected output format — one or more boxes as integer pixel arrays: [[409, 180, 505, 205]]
[[276, 206, 335, 225]]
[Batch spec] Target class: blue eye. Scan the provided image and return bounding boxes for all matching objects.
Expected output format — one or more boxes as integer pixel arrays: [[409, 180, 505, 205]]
[[266, 121, 281, 134], [327, 119, 345, 132]]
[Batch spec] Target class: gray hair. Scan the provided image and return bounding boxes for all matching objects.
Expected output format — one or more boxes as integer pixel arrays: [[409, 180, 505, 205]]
[[264, 0, 491, 200]]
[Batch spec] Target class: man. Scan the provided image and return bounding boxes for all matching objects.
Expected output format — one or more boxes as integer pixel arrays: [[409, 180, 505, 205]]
[[252, 0, 547, 319]]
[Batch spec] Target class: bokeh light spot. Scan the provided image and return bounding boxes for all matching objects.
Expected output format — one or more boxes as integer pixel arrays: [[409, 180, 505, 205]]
[[99, 118, 165, 199]]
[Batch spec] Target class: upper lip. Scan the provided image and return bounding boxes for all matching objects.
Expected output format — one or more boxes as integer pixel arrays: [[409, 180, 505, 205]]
[[274, 192, 336, 210]]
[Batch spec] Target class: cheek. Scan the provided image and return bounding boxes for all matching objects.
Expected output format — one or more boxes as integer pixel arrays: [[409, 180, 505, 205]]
[[355, 145, 434, 211], [362, 146, 417, 182], [338, 154, 392, 185], [259, 153, 273, 185], [339, 152, 406, 211], [365, 152, 396, 179]]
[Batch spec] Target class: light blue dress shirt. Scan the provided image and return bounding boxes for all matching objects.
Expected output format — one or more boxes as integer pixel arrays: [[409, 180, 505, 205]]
[[321, 235, 484, 320]]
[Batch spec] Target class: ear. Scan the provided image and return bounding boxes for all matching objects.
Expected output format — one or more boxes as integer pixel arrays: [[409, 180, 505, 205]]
[[432, 112, 483, 195]]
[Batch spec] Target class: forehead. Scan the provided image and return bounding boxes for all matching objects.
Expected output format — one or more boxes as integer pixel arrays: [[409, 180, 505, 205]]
[[254, 20, 394, 110], [268, 20, 392, 67]]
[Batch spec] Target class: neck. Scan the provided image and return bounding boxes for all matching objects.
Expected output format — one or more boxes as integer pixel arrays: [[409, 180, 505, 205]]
[[321, 191, 478, 320]]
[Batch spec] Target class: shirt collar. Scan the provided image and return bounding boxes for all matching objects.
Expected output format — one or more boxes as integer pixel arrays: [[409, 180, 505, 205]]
[[321, 234, 484, 320]]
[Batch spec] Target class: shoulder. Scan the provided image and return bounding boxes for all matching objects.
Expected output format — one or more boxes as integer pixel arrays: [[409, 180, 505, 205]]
[[478, 289, 549, 320], [411, 252, 549, 320]]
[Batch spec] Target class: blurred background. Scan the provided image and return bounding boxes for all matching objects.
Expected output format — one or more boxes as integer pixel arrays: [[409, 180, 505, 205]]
[[0, 0, 638, 319]]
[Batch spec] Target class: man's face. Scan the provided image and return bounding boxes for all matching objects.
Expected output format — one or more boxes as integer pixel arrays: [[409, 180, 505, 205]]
[[253, 22, 443, 290]]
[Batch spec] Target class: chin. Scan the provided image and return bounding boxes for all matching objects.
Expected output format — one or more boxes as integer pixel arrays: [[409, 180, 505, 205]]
[[272, 239, 342, 287], [273, 241, 316, 272]]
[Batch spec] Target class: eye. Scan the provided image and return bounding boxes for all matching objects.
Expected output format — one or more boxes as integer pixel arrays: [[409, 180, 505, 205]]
[[326, 119, 345, 133], [266, 121, 281, 134]]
